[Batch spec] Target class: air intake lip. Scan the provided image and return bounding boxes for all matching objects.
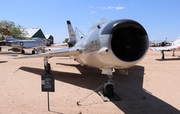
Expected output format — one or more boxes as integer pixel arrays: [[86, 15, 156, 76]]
[[101, 19, 148, 36], [104, 19, 149, 62]]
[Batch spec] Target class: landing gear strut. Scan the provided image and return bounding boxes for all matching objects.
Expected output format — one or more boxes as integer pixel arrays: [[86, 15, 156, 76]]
[[101, 69, 115, 98], [99, 69, 121, 101], [172, 49, 175, 56], [161, 50, 164, 59], [103, 75, 115, 97], [43, 57, 51, 74], [32, 50, 35, 54]]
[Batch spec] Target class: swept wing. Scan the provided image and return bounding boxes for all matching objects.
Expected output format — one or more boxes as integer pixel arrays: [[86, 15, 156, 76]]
[[15, 47, 81, 59]]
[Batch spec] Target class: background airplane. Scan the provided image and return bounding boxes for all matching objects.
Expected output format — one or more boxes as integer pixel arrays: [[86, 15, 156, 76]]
[[1, 27, 47, 54], [151, 37, 180, 59], [15, 18, 149, 97], [149, 38, 171, 47]]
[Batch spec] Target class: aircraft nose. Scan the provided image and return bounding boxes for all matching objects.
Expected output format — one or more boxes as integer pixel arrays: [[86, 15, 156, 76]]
[[103, 19, 149, 62]]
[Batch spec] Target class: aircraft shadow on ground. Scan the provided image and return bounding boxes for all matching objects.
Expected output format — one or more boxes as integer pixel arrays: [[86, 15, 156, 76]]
[[0, 52, 19, 56], [0, 61, 8, 63], [0, 52, 32, 55], [19, 64, 180, 114], [156, 57, 180, 61]]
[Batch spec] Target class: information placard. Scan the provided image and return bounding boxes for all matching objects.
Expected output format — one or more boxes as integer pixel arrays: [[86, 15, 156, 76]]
[[41, 75, 55, 92]]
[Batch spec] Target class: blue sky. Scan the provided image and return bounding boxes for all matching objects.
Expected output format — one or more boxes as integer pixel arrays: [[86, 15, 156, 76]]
[[0, 0, 180, 43]]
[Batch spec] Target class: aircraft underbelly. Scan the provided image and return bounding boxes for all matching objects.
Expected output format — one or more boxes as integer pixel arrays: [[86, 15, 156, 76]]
[[75, 50, 139, 69]]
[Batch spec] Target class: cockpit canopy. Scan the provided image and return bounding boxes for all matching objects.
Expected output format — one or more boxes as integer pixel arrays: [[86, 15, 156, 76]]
[[88, 18, 110, 33], [32, 37, 42, 41]]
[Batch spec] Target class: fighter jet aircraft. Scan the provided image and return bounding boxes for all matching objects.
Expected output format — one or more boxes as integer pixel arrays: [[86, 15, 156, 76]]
[[151, 37, 180, 59], [15, 18, 149, 97], [1, 27, 47, 54]]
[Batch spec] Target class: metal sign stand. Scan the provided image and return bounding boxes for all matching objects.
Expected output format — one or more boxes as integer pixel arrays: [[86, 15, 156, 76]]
[[41, 63, 55, 111], [47, 92, 50, 111]]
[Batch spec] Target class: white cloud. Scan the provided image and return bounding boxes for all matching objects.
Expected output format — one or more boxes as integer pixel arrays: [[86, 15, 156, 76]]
[[100, 5, 125, 10], [89, 6, 94, 9], [115, 6, 125, 10], [90, 11, 96, 15], [101, 7, 106, 9]]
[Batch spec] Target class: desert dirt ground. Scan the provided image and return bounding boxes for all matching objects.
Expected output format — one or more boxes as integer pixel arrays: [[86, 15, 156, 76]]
[[0, 47, 180, 114]]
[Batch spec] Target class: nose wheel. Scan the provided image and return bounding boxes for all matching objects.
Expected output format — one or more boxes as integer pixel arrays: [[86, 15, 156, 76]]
[[103, 80, 114, 97], [103, 75, 115, 97], [99, 74, 120, 101]]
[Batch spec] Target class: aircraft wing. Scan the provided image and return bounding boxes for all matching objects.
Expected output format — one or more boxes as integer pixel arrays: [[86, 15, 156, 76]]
[[51, 43, 68, 46], [45, 43, 68, 51], [150, 45, 179, 51], [14, 47, 81, 59]]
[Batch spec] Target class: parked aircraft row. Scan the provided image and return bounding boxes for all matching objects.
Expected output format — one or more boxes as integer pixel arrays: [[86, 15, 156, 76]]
[[149, 39, 171, 47], [151, 37, 180, 59], [2, 18, 179, 98], [0, 28, 48, 54]]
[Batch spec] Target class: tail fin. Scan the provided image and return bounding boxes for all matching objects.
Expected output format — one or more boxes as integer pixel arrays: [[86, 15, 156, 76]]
[[67, 20, 77, 47], [2, 27, 11, 36], [2, 27, 16, 42]]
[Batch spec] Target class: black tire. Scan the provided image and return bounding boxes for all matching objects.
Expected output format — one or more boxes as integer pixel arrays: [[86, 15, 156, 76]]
[[103, 84, 114, 97], [21, 50, 25, 54], [32, 50, 35, 54]]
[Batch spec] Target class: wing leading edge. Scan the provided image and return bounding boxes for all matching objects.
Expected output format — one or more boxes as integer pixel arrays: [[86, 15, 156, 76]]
[[14, 47, 81, 59]]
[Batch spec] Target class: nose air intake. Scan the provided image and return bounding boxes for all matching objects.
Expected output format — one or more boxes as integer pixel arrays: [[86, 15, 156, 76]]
[[102, 19, 149, 62]]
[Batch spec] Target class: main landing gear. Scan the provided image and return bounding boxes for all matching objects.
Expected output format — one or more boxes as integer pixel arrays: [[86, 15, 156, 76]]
[[160, 49, 176, 59], [21, 49, 25, 54], [32, 50, 35, 54], [161, 50, 164, 59], [172, 49, 175, 56], [43, 57, 52, 74]]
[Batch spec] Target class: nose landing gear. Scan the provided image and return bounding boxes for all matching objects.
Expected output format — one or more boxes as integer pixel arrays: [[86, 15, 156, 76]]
[[103, 76, 115, 97], [99, 69, 121, 101]]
